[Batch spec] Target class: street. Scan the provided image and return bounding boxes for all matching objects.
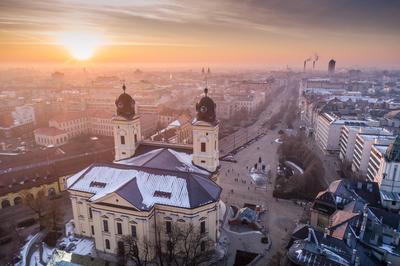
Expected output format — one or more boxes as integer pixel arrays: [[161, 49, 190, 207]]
[[218, 79, 305, 265]]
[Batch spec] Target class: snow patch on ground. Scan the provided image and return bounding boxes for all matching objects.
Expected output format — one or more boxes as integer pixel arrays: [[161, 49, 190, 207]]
[[285, 161, 304, 174], [29, 250, 44, 266], [58, 236, 95, 256], [19, 232, 42, 266]]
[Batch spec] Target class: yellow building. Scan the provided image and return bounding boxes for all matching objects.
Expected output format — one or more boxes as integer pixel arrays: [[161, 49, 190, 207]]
[[67, 86, 222, 260]]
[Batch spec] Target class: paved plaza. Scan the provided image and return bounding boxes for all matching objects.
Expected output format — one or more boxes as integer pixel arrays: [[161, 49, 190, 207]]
[[218, 83, 306, 265]]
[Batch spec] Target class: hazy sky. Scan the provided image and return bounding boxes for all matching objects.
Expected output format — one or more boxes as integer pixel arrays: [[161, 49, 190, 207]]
[[0, 0, 399, 68]]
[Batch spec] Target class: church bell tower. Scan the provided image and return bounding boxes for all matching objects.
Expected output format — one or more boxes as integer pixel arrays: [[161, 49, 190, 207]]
[[192, 88, 219, 172], [112, 84, 142, 161]]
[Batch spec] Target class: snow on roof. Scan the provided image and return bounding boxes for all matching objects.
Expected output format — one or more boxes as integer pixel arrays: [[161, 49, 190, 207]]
[[68, 163, 219, 209], [69, 165, 135, 201], [135, 172, 189, 208], [117, 148, 209, 175], [68, 148, 220, 210], [168, 119, 181, 128], [168, 148, 209, 175], [67, 167, 90, 188]]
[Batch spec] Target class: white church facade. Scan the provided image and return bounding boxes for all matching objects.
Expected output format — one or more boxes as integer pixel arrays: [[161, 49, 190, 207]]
[[67, 85, 222, 261]]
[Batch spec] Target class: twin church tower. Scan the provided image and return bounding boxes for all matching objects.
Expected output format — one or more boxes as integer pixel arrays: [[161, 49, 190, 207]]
[[112, 85, 219, 172]]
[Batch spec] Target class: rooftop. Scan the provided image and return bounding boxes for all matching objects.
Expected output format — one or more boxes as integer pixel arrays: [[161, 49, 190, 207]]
[[68, 148, 220, 210], [34, 127, 66, 136]]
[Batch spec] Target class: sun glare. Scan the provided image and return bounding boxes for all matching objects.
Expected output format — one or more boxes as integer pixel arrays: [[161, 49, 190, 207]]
[[57, 32, 103, 60]]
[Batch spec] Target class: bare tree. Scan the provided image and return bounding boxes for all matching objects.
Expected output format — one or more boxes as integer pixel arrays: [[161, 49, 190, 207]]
[[179, 224, 213, 266], [122, 235, 150, 266], [44, 200, 63, 233], [155, 222, 214, 266], [21, 188, 48, 229]]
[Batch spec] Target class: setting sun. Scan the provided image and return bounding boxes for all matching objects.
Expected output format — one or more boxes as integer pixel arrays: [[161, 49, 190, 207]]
[[57, 32, 103, 60]]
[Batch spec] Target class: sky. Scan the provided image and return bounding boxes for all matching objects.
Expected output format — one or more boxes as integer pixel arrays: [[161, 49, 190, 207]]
[[0, 0, 399, 68]]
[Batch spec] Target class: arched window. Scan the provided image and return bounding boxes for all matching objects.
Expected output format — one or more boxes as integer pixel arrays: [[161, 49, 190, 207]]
[[1, 199, 11, 208], [48, 188, 56, 199], [14, 197, 22, 205], [26, 193, 34, 200]]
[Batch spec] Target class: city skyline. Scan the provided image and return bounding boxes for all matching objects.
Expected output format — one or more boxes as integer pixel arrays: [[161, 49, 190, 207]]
[[1, 0, 400, 68]]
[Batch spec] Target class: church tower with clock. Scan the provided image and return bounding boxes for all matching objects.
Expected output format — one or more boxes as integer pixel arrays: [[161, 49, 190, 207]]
[[112, 84, 142, 161], [192, 88, 219, 172]]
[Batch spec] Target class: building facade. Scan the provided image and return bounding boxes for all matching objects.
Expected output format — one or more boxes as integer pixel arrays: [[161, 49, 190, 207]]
[[67, 86, 221, 261]]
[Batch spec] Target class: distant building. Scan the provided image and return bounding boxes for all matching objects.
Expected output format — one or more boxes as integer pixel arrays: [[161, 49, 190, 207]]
[[351, 132, 394, 175], [0, 111, 34, 139], [303, 179, 400, 265], [49, 112, 89, 139], [328, 59, 336, 74], [0, 137, 114, 210], [34, 127, 68, 147], [315, 112, 374, 154], [339, 126, 390, 163], [373, 135, 400, 210], [137, 104, 159, 139]]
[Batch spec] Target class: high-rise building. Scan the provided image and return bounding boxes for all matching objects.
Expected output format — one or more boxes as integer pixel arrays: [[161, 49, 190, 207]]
[[328, 59, 336, 74]]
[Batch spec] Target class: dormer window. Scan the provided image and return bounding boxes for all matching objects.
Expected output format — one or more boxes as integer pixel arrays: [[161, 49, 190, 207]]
[[154, 191, 171, 199], [90, 181, 107, 188]]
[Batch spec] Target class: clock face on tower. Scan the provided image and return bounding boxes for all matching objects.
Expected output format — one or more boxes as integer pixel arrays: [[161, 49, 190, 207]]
[[196, 96, 216, 123]]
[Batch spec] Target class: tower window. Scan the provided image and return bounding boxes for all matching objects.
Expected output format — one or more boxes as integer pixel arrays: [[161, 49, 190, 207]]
[[201, 142, 206, 152], [120, 136, 125, 145]]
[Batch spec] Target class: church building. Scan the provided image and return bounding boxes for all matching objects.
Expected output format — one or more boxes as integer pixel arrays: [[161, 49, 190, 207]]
[[67, 85, 222, 260]]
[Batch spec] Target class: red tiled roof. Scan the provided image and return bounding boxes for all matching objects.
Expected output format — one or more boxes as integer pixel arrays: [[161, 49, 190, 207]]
[[330, 210, 358, 228], [87, 109, 113, 119], [0, 112, 15, 127], [34, 127, 66, 136], [50, 112, 84, 123]]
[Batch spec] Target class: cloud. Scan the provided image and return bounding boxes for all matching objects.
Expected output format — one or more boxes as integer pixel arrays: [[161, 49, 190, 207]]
[[1, 0, 399, 45]]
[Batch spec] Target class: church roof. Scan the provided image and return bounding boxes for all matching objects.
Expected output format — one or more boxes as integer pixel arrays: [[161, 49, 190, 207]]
[[67, 148, 220, 210], [116, 148, 209, 175]]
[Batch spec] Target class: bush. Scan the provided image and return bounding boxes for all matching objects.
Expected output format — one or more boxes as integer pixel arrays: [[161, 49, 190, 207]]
[[0, 236, 12, 246], [273, 134, 326, 201], [43, 231, 62, 247]]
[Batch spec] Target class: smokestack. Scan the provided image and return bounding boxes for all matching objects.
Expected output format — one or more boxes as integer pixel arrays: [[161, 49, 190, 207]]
[[312, 61, 315, 69], [303, 60, 307, 72]]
